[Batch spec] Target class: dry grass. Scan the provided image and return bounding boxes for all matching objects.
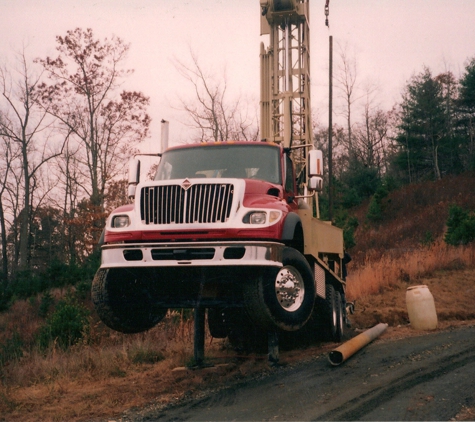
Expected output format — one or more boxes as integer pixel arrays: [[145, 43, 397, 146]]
[[346, 240, 475, 299], [349, 265, 475, 329], [345, 239, 475, 328], [0, 311, 238, 422]]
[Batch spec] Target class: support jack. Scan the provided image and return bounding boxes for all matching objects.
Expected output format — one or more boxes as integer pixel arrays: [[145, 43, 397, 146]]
[[268, 330, 280, 365], [192, 306, 206, 368], [191, 307, 280, 368]]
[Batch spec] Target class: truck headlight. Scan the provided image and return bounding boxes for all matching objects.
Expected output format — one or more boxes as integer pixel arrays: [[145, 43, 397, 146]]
[[243, 211, 281, 225], [243, 211, 266, 224], [112, 215, 130, 228], [250, 212, 266, 224]]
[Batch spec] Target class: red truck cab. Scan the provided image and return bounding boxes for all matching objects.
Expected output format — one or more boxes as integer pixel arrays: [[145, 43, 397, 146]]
[[102, 141, 305, 260]]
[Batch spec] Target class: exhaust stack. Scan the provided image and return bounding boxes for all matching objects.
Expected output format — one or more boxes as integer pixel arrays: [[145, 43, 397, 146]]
[[161, 119, 169, 152]]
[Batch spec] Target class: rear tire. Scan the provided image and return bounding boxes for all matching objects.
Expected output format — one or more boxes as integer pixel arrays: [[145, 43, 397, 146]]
[[225, 308, 268, 353], [91, 268, 167, 334], [243, 247, 315, 332], [335, 290, 345, 342], [322, 284, 339, 341]]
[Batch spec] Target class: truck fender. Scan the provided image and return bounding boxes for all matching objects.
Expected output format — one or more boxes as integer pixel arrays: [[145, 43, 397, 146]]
[[281, 212, 302, 241]]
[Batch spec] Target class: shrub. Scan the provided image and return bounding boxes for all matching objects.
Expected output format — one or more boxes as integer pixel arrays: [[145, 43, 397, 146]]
[[0, 331, 23, 368], [421, 231, 435, 247], [339, 162, 380, 208], [37, 298, 90, 350], [334, 210, 359, 249], [366, 183, 389, 222], [444, 204, 475, 245], [38, 291, 54, 318], [5, 255, 100, 303], [10, 270, 46, 299], [44, 259, 70, 289], [0, 284, 12, 312], [74, 280, 91, 301]]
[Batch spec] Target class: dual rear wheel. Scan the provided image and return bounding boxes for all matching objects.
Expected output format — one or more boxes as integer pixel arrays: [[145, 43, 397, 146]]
[[323, 283, 345, 342]]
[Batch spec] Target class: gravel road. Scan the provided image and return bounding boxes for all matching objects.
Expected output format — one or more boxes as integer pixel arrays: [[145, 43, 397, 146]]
[[122, 325, 475, 421]]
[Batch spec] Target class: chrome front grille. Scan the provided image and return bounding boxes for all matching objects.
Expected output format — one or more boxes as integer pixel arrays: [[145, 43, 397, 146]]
[[141, 183, 234, 225]]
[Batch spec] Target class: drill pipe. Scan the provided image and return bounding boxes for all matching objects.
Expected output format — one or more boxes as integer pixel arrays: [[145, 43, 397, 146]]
[[328, 323, 388, 366]]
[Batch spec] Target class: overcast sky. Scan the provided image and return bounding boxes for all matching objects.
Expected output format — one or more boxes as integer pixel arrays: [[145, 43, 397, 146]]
[[2, 0, 475, 152]]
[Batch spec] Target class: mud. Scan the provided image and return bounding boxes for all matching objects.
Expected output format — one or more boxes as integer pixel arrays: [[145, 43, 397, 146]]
[[118, 324, 475, 421]]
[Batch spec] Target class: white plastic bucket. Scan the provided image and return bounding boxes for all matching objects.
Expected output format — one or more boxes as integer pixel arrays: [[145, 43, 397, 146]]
[[406, 285, 438, 330]]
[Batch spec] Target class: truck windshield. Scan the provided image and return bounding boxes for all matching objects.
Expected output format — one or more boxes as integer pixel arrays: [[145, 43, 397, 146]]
[[155, 144, 281, 184]]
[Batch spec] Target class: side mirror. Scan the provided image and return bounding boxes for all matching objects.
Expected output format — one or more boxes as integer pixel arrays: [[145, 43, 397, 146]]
[[308, 176, 323, 192], [308, 150, 323, 192], [128, 158, 141, 199], [308, 149, 323, 177]]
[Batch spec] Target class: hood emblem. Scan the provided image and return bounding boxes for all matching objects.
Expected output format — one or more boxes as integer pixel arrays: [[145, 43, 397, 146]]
[[181, 178, 192, 190]]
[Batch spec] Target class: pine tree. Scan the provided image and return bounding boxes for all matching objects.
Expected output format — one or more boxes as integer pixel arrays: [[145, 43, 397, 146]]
[[395, 68, 449, 182]]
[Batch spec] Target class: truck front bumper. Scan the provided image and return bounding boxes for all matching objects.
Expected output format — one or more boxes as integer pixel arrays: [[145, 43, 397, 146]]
[[100, 241, 284, 269]]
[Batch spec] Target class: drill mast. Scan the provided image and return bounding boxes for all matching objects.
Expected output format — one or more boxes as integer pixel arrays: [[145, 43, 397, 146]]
[[260, 0, 312, 154]]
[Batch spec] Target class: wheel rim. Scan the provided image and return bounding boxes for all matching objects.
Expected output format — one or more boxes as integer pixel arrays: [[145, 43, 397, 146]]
[[274, 266, 305, 312]]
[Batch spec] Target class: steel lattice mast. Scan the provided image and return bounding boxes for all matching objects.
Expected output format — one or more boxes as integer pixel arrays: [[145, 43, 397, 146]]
[[260, 0, 312, 152]]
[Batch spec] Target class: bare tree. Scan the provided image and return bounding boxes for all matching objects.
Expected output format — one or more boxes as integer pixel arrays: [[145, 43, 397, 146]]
[[0, 119, 20, 284], [351, 82, 396, 175], [334, 42, 360, 155], [174, 50, 259, 143], [0, 50, 67, 271], [354, 108, 393, 174], [56, 142, 82, 263], [36, 28, 151, 214]]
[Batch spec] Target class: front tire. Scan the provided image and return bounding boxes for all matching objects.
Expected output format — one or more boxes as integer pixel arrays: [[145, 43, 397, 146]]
[[91, 268, 167, 334], [243, 247, 316, 332]]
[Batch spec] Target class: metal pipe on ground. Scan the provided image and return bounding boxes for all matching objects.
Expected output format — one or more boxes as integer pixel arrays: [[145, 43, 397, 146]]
[[328, 323, 388, 366]]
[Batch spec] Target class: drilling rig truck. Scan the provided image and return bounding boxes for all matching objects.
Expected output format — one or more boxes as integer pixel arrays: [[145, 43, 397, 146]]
[[92, 0, 348, 353]]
